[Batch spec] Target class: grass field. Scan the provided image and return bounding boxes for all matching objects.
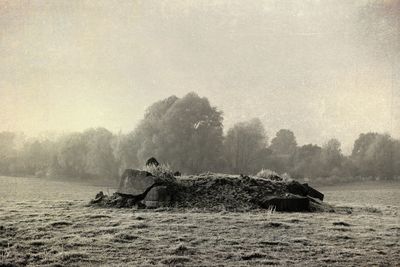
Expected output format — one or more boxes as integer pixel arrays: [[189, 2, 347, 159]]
[[1, 176, 399, 266]]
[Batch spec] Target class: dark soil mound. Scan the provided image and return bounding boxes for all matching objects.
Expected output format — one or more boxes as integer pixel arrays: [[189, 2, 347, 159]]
[[90, 172, 331, 212]]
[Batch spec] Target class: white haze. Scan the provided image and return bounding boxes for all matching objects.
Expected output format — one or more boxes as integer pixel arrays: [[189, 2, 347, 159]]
[[0, 0, 399, 154]]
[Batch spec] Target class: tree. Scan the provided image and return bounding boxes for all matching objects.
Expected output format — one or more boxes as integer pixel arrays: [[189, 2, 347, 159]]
[[50, 128, 119, 181], [292, 144, 322, 178], [321, 138, 344, 176], [20, 139, 55, 176], [224, 118, 268, 174], [55, 133, 88, 179], [268, 129, 297, 173], [132, 95, 179, 165], [83, 128, 118, 180], [159, 92, 224, 173], [128, 93, 224, 174], [0, 132, 17, 175], [112, 131, 140, 175], [393, 140, 400, 178], [270, 129, 297, 155], [351, 133, 396, 179]]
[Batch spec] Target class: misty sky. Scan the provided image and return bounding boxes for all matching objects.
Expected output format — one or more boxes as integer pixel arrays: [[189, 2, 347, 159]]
[[1, 0, 399, 153]]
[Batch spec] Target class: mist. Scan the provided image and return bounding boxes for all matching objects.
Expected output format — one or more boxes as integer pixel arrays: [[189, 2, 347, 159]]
[[2, 2, 400, 266], [1, 0, 399, 154]]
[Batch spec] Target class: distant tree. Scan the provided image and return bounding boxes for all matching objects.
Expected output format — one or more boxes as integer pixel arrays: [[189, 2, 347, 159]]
[[321, 138, 344, 176], [0, 132, 17, 156], [270, 129, 297, 156], [351, 133, 396, 179], [83, 128, 118, 180], [268, 129, 297, 173], [393, 140, 400, 178], [129, 93, 224, 174], [224, 118, 268, 174], [112, 132, 140, 175], [351, 132, 378, 177], [158, 92, 224, 173], [132, 95, 179, 164], [20, 139, 55, 176], [0, 132, 17, 175], [367, 134, 395, 179], [54, 132, 88, 179], [352, 133, 379, 158], [292, 144, 322, 178], [49, 128, 119, 180]]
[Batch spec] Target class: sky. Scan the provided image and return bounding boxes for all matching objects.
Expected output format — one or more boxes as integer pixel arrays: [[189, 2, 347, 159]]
[[0, 0, 399, 153]]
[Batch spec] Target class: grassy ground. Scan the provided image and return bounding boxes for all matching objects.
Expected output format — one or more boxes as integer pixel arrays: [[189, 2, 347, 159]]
[[1, 176, 399, 266]]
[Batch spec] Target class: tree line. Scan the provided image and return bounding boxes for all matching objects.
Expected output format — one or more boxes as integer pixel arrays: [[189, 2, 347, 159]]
[[1, 92, 399, 184]]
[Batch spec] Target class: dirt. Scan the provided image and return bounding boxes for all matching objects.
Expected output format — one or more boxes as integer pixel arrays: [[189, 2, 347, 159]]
[[90, 173, 331, 212]]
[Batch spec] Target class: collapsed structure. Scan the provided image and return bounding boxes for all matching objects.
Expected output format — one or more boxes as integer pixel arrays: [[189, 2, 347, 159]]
[[91, 168, 331, 212]]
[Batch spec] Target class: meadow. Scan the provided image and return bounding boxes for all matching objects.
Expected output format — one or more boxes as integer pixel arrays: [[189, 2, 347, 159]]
[[0, 176, 399, 266]]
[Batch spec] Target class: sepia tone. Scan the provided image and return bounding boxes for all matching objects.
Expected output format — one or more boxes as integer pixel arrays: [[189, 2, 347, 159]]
[[0, 1, 399, 266]]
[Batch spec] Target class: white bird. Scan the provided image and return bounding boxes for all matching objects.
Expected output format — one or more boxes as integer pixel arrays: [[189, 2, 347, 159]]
[[194, 121, 205, 129]]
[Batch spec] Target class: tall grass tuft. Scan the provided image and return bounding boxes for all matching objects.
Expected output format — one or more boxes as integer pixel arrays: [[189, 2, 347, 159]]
[[256, 169, 279, 180], [256, 169, 293, 182], [266, 205, 276, 215], [280, 172, 293, 182]]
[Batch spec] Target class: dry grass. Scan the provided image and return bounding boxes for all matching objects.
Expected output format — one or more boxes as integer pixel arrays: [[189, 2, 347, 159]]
[[143, 164, 174, 178], [1, 176, 399, 266], [256, 168, 279, 179], [255, 169, 292, 182]]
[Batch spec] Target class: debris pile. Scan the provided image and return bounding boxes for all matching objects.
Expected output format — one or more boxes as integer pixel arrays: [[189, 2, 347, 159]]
[[90, 170, 332, 212]]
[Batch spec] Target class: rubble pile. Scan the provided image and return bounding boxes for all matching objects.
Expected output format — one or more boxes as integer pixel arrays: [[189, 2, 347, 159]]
[[90, 170, 332, 212]]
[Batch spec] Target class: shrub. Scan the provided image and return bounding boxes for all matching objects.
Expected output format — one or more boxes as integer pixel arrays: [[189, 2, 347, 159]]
[[144, 163, 174, 178]]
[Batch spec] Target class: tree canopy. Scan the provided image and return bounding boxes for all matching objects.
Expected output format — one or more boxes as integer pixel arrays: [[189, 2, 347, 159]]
[[0, 94, 399, 184]]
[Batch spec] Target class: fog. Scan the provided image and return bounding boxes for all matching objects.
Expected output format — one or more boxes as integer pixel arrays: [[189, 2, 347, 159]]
[[1, 0, 399, 153], [1, 3, 400, 265]]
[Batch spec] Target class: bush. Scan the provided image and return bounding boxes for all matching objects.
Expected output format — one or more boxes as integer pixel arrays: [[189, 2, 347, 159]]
[[144, 163, 174, 178]]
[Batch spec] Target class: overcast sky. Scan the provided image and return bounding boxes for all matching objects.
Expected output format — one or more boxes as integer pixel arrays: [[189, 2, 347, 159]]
[[1, 0, 399, 153]]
